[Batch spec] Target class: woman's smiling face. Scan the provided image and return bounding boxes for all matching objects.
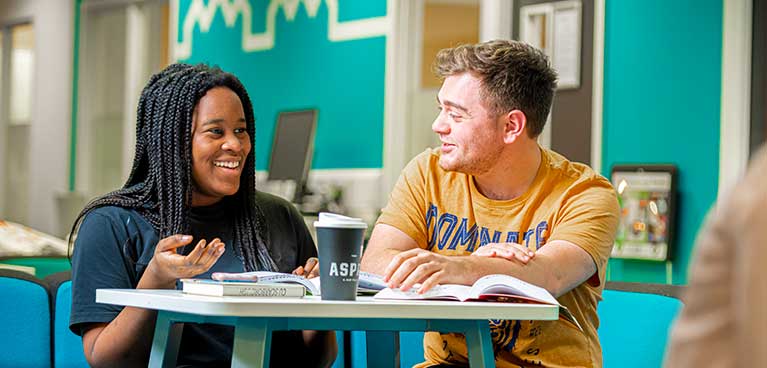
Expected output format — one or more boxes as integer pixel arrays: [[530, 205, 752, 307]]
[[190, 87, 251, 207]]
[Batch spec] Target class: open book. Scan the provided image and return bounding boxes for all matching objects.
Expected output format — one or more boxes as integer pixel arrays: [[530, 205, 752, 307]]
[[181, 278, 306, 298], [374, 274, 580, 330], [211, 271, 387, 296]]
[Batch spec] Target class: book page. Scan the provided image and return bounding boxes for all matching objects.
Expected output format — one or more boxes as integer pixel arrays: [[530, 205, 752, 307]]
[[374, 284, 472, 301], [471, 274, 558, 305], [252, 272, 320, 295], [358, 271, 386, 291], [214, 271, 386, 295]]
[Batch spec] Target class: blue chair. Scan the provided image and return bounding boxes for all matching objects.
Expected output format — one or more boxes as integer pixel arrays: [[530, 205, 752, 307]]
[[399, 331, 425, 367], [0, 269, 51, 367], [598, 282, 684, 368], [331, 330, 345, 368], [350, 331, 425, 367], [45, 271, 89, 368]]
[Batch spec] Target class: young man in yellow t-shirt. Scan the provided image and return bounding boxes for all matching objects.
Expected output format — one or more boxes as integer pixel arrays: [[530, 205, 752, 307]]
[[361, 40, 620, 367]]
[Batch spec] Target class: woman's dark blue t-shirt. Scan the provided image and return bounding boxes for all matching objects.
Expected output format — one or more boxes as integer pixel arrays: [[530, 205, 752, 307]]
[[69, 191, 317, 366]]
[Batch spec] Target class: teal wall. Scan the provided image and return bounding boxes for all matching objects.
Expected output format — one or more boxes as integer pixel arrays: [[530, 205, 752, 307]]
[[602, 0, 722, 284], [176, 0, 725, 285], [176, 0, 387, 169]]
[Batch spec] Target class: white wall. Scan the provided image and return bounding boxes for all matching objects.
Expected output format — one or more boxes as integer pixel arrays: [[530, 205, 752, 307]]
[[719, 0, 752, 196], [0, 0, 74, 235]]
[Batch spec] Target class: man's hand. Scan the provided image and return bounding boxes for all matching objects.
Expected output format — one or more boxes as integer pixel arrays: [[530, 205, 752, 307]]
[[472, 242, 535, 263], [292, 257, 319, 278], [384, 248, 472, 293], [145, 235, 225, 287]]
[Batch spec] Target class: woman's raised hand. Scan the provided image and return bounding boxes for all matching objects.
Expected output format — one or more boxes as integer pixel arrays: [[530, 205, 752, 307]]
[[145, 234, 226, 287]]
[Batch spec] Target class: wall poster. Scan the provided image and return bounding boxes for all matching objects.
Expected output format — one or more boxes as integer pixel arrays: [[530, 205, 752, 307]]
[[611, 165, 677, 261]]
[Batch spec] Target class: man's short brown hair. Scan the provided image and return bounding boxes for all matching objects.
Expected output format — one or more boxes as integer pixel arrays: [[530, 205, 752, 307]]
[[434, 40, 558, 137]]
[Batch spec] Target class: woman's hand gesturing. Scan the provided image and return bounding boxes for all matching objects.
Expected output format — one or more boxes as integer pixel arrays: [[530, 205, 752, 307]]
[[144, 235, 226, 288]]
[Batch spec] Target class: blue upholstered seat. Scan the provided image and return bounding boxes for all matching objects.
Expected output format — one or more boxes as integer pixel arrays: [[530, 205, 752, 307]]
[[598, 282, 684, 368], [350, 330, 425, 367], [0, 269, 51, 367], [46, 271, 89, 368]]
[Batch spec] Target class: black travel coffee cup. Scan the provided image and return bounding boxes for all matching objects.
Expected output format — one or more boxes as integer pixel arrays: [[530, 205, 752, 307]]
[[314, 213, 367, 301]]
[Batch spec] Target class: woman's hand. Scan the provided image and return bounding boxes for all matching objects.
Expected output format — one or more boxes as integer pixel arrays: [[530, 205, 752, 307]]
[[144, 234, 226, 288], [292, 257, 319, 278]]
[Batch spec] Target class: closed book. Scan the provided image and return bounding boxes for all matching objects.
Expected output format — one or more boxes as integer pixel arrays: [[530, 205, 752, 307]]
[[181, 278, 306, 298]]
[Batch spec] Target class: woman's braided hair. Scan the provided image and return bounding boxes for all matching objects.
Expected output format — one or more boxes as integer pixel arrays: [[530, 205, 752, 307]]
[[68, 63, 278, 272]]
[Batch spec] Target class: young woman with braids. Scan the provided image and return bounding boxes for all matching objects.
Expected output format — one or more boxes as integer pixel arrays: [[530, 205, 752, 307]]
[[68, 63, 335, 367]]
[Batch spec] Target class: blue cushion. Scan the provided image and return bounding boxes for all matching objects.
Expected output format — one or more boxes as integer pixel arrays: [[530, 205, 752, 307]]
[[331, 330, 345, 368], [350, 331, 425, 367], [0, 274, 51, 367], [53, 281, 89, 367], [350, 331, 366, 367], [400, 331, 425, 366], [598, 289, 683, 368]]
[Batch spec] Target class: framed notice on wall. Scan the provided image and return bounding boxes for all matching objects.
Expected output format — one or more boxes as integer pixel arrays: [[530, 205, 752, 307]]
[[519, 0, 582, 90], [611, 165, 677, 262]]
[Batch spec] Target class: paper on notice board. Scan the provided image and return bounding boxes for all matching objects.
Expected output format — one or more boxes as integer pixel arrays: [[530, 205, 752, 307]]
[[553, 5, 581, 89]]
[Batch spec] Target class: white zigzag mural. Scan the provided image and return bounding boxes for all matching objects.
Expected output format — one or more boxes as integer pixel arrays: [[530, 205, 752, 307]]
[[174, 0, 390, 60]]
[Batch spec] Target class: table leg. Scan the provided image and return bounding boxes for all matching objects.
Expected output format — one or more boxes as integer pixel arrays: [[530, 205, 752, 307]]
[[464, 320, 495, 368], [366, 331, 400, 368], [149, 311, 183, 368], [232, 318, 272, 368]]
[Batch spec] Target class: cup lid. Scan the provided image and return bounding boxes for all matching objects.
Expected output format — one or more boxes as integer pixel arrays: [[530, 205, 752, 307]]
[[313, 212, 368, 229]]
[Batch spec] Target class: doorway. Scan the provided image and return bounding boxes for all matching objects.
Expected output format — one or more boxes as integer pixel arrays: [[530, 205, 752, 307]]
[[0, 22, 34, 224], [751, 0, 766, 153], [75, 0, 170, 199]]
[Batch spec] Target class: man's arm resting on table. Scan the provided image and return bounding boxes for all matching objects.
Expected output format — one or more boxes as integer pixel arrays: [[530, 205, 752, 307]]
[[360, 224, 420, 274], [361, 224, 596, 297]]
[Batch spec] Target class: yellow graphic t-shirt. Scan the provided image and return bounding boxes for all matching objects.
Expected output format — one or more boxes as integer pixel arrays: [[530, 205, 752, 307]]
[[377, 147, 619, 368]]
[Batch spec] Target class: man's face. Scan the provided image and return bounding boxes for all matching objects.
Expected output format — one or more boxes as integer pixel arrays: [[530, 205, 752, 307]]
[[432, 72, 506, 175]]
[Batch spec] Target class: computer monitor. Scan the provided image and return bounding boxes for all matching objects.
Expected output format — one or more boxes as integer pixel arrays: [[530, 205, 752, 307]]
[[266, 109, 318, 203]]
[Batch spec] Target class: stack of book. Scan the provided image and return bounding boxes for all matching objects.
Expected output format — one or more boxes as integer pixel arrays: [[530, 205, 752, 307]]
[[181, 279, 306, 298], [182, 271, 388, 298]]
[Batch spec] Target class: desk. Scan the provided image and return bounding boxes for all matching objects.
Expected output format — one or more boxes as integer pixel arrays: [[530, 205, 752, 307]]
[[97, 289, 558, 368]]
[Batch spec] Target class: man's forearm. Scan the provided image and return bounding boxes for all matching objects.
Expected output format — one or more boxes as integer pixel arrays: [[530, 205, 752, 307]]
[[449, 256, 559, 294], [363, 245, 558, 295], [361, 246, 402, 275]]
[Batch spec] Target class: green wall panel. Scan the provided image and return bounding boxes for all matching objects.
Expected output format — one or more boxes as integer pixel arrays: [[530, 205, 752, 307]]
[[177, 0, 387, 169], [602, 0, 722, 284]]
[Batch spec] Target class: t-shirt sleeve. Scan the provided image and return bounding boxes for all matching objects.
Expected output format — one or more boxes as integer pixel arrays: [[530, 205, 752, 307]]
[[376, 151, 431, 247], [548, 178, 620, 286], [69, 210, 136, 336]]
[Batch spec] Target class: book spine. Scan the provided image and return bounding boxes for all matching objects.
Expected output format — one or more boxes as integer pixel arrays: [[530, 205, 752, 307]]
[[227, 286, 304, 297]]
